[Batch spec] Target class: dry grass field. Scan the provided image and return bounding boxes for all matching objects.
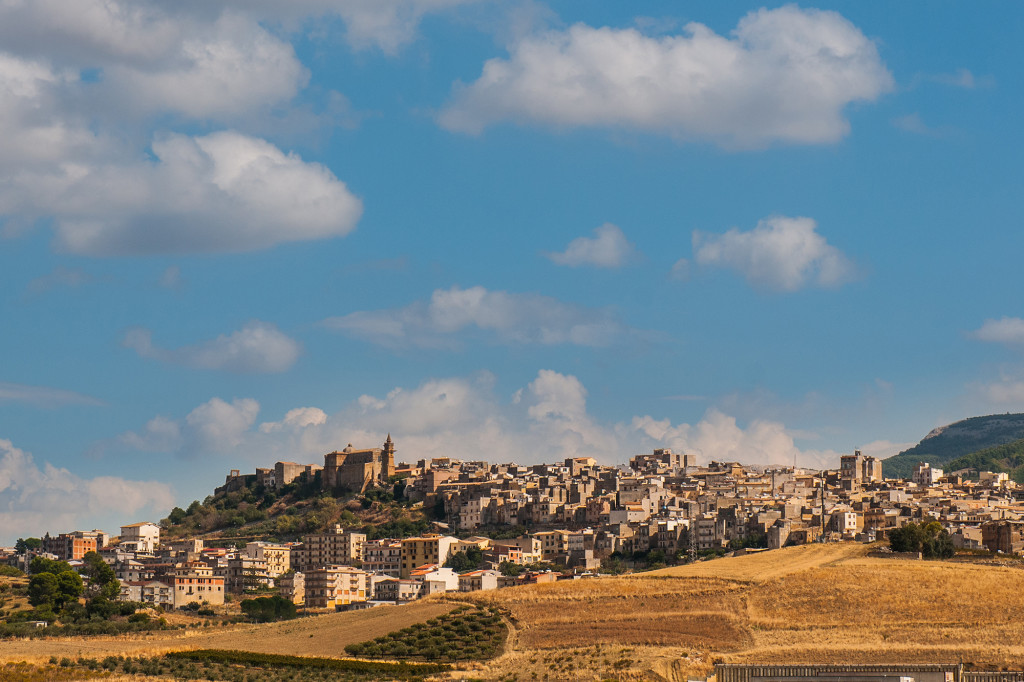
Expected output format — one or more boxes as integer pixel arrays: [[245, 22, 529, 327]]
[[456, 543, 1024, 681], [0, 600, 455, 665], [6, 545, 1024, 681]]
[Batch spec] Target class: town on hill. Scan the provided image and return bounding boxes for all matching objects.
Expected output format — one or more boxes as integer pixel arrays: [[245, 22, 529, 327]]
[[4, 429, 1024, 618]]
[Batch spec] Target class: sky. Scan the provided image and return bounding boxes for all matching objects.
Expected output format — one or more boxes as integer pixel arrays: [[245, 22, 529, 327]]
[[1, 1, 1022, 544]]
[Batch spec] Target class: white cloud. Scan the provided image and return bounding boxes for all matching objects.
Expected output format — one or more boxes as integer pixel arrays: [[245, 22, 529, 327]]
[[692, 215, 854, 292], [2, 130, 362, 255], [971, 317, 1024, 347], [259, 407, 329, 433], [184, 398, 260, 454], [116, 397, 259, 457], [124, 320, 302, 373], [0, 382, 104, 408], [544, 223, 637, 268], [321, 285, 634, 348], [0, 4, 306, 123], [440, 5, 892, 147], [109, 370, 843, 471], [0, 438, 175, 544]]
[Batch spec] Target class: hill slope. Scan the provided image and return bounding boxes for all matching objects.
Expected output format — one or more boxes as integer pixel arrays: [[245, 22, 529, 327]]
[[883, 413, 1024, 479], [945, 437, 1024, 484]]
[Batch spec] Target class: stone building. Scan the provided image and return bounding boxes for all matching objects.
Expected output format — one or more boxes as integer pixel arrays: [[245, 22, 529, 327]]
[[323, 435, 396, 493]]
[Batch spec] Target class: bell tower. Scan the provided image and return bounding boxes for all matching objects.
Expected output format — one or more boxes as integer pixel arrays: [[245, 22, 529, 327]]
[[381, 433, 396, 482]]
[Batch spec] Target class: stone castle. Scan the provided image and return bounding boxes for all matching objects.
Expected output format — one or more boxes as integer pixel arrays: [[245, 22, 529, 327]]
[[323, 434, 396, 493], [221, 435, 397, 495]]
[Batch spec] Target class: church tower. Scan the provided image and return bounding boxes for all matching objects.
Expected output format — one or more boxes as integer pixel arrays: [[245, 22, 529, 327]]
[[381, 433, 396, 482]]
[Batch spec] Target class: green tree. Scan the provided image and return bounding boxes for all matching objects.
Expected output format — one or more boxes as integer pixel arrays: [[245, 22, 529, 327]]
[[28, 572, 59, 607], [15, 537, 41, 554], [29, 556, 73, 576], [498, 561, 524, 577], [55, 570, 84, 608]]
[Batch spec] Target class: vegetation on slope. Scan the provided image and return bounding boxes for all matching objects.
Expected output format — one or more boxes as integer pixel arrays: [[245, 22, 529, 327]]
[[883, 413, 1024, 479], [160, 473, 434, 543], [945, 437, 1024, 483], [343, 604, 507, 662]]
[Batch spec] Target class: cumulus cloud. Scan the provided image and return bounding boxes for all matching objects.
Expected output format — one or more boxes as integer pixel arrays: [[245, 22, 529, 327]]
[[544, 223, 637, 268], [123, 321, 302, 373], [116, 397, 260, 458], [1, 130, 362, 255], [0, 381, 104, 408], [108, 370, 844, 470], [0, 2, 375, 257], [440, 5, 893, 147], [0, 438, 175, 544], [321, 285, 634, 348], [259, 407, 329, 433], [692, 216, 855, 292], [971, 317, 1024, 348]]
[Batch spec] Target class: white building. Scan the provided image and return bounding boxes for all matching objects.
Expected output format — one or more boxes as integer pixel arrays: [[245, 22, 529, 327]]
[[119, 522, 160, 553]]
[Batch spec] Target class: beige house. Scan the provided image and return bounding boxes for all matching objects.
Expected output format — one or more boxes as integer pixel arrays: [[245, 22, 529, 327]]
[[400, 534, 457, 578], [304, 566, 369, 608], [246, 542, 291, 578]]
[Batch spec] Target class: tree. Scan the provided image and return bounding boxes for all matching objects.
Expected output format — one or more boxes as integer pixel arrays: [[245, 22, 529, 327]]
[[15, 537, 41, 554], [889, 521, 955, 559], [498, 561, 524, 577], [28, 572, 59, 607], [55, 570, 84, 608], [81, 552, 120, 600], [29, 556, 73, 576], [445, 547, 484, 573]]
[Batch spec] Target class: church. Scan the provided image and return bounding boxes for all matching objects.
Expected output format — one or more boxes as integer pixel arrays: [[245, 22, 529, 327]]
[[322, 434, 397, 493]]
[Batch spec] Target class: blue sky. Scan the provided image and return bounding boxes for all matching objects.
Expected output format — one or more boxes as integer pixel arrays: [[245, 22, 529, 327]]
[[0, 1, 1021, 543]]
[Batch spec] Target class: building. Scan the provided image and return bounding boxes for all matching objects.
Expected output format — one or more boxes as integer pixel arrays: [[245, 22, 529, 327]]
[[170, 566, 225, 608], [400, 534, 457, 578], [374, 577, 423, 603], [458, 569, 500, 592], [279, 571, 305, 605], [226, 556, 272, 593], [982, 520, 1024, 554], [120, 580, 173, 608], [41, 531, 102, 561], [246, 542, 291, 578], [363, 539, 402, 576], [912, 462, 944, 487], [298, 527, 365, 571], [323, 435, 396, 493], [840, 451, 883, 486], [304, 566, 369, 608], [120, 522, 160, 553]]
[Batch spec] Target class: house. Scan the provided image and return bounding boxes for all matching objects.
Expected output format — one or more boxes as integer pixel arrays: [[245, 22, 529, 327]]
[[120, 522, 160, 553], [304, 566, 370, 608]]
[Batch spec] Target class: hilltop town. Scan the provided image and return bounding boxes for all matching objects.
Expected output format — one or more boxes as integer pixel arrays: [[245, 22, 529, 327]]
[[4, 433, 1024, 618]]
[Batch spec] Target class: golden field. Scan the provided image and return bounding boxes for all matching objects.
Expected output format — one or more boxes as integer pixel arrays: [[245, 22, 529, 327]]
[[456, 544, 1024, 680], [5, 544, 1024, 681]]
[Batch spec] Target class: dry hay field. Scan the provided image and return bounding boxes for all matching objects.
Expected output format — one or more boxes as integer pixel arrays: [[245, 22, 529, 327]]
[[7, 545, 1024, 681], [455, 543, 1024, 681], [0, 600, 455, 665]]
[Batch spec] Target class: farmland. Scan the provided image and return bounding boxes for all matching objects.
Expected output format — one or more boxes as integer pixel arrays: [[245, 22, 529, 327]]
[[5, 544, 1024, 680]]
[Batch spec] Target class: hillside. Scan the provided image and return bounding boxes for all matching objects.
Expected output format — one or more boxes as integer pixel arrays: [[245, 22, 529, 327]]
[[945, 437, 1024, 483], [159, 472, 436, 544], [883, 413, 1024, 479]]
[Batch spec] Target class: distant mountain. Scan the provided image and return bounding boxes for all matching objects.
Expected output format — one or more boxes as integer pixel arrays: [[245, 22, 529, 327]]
[[882, 413, 1024, 479], [945, 438, 1024, 484]]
